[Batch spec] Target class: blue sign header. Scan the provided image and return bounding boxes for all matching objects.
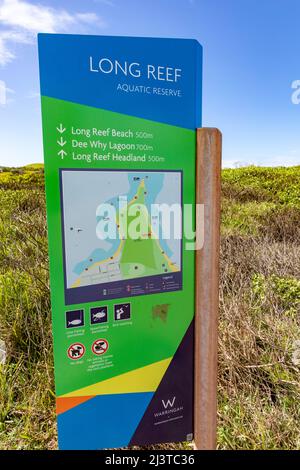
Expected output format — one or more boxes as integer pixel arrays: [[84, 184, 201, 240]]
[[38, 34, 202, 129]]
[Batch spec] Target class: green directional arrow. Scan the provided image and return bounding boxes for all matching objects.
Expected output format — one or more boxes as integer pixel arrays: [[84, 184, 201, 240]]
[[56, 123, 66, 133], [58, 149, 67, 159], [57, 137, 67, 147]]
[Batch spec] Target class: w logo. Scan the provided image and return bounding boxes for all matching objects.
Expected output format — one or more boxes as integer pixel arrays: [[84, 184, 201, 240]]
[[162, 397, 176, 409]]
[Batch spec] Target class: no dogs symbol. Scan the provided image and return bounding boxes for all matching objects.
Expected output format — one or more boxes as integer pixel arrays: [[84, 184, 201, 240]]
[[67, 343, 85, 360], [92, 339, 109, 356]]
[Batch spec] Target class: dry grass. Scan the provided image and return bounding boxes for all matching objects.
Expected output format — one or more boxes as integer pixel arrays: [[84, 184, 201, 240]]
[[218, 236, 300, 449], [218, 167, 300, 449]]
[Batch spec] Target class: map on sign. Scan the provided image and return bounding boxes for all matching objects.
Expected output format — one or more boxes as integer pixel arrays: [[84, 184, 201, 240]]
[[60, 170, 182, 302]]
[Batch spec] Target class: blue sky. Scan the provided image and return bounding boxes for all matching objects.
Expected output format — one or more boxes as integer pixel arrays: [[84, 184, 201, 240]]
[[0, 0, 299, 167]]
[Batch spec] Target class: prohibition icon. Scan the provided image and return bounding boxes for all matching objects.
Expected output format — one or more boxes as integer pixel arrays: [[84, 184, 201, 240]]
[[92, 339, 109, 356], [67, 342, 85, 360]]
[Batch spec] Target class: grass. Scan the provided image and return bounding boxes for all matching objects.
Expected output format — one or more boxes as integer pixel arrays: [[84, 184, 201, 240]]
[[0, 165, 299, 449]]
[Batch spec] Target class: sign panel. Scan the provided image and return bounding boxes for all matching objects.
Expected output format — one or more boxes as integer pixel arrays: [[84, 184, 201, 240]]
[[38, 34, 202, 450]]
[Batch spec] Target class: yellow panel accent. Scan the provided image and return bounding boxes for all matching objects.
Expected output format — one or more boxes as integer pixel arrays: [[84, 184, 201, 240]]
[[61, 357, 172, 398]]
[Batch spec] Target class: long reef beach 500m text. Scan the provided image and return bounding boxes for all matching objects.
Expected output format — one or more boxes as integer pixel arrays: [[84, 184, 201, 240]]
[[70, 126, 165, 164]]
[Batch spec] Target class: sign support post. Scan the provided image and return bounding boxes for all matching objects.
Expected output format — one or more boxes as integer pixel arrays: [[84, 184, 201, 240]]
[[194, 128, 222, 450]]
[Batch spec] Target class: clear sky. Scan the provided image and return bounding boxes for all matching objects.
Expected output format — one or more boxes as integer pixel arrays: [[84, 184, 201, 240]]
[[0, 0, 300, 167]]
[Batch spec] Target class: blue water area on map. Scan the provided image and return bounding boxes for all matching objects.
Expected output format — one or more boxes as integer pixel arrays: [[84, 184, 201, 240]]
[[73, 243, 120, 275]]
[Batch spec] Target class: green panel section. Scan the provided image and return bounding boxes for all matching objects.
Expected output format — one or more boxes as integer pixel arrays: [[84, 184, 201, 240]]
[[41, 96, 196, 396]]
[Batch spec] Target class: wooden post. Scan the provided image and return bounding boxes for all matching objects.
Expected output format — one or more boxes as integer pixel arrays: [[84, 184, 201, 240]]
[[194, 128, 222, 450]]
